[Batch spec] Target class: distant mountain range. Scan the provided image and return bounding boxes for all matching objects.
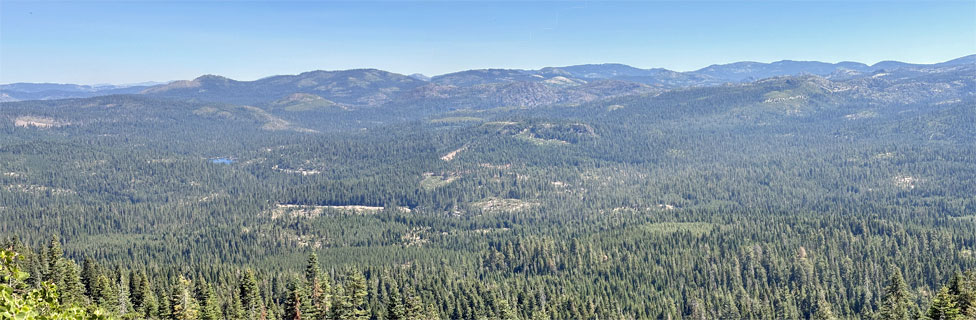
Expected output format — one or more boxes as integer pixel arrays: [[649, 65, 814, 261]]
[[2, 55, 972, 106], [141, 69, 424, 106], [0, 82, 171, 102], [3, 54, 971, 136], [431, 55, 976, 87]]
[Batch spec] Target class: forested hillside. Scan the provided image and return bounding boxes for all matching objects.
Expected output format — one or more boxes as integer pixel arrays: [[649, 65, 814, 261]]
[[1, 57, 974, 319]]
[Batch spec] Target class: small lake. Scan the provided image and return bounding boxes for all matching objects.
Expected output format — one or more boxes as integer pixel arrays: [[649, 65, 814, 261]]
[[209, 157, 234, 164]]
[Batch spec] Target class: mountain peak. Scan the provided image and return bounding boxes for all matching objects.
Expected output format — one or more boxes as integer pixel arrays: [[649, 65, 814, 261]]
[[193, 74, 234, 83], [409, 73, 431, 81]]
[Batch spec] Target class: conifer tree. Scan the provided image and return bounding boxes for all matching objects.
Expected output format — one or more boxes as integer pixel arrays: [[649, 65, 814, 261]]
[[143, 285, 160, 319], [877, 269, 916, 320], [304, 253, 329, 319], [405, 293, 425, 319], [226, 291, 245, 320], [0, 247, 107, 320], [329, 271, 369, 320], [266, 294, 281, 320], [530, 309, 551, 320], [384, 287, 405, 320], [130, 270, 145, 310], [94, 272, 118, 310], [947, 272, 976, 318], [686, 298, 707, 320], [425, 302, 441, 320], [114, 266, 131, 316], [81, 256, 100, 297], [240, 269, 264, 320], [811, 291, 836, 320], [158, 285, 173, 320], [496, 296, 519, 320], [60, 260, 86, 305], [131, 270, 157, 318], [328, 283, 354, 320], [170, 275, 200, 320], [345, 270, 370, 320], [196, 277, 221, 320], [774, 290, 800, 319], [45, 235, 64, 288], [284, 277, 306, 320], [926, 286, 962, 320]]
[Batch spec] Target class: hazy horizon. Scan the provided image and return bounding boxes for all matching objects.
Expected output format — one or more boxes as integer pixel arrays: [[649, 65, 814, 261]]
[[2, 1, 974, 85], [3, 53, 975, 87]]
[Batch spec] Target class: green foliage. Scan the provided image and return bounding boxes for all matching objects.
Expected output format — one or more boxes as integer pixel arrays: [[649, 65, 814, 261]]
[[878, 270, 918, 320], [329, 270, 368, 320], [239, 269, 263, 320], [384, 288, 405, 320], [927, 286, 962, 320], [194, 278, 219, 320], [169, 276, 199, 320], [281, 277, 304, 320], [0, 65, 974, 319], [302, 253, 328, 319], [923, 271, 976, 320], [0, 248, 108, 320]]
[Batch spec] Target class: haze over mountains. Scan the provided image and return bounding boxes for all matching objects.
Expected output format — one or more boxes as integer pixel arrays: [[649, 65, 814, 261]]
[[3, 53, 972, 137], [3, 55, 972, 104], [2, 54, 973, 136]]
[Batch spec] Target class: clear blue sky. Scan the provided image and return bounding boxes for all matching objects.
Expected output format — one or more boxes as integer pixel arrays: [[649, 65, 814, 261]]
[[2, 1, 974, 84]]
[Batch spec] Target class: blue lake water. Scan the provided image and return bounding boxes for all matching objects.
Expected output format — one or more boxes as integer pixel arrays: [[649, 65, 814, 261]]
[[209, 158, 234, 164]]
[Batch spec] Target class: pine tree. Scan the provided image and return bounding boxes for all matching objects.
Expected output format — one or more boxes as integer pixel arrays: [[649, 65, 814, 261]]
[[530, 309, 551, 320], [240, 269, 264, 320], [284, 277, 306, 320], [425, 302, 441, 320], [94, 272, 118, 310], [131, 270, 157, 318], [60, 260, 86, 305], [812, 291, 836, 320], [81, 255, 100, 297], [877, 269, 916, 320], [266, 294, 281, 320], [304, 253, 329, 319], [345, 270, 369, 320], [384, 287, 405, 320], [159, 285, 173, 320], [45, 235, 64, 288], [774, 289, 800, 319], [328, 276, 349, 320], [329, 271, 369, 320], [143, 285, 160, 319], [115, 266, 131, 316], [226, 291, 245, 320], [686, 298, 707, 320], [496, 296, 519, 320], [926, 286, 962, 320], [170, 275, 200, 320], [947, 272, 976, 318], [196, 277, 221, 320], [405, 293, 425, 319], [0, 247, 105, 319], [130, 271, 144, 309]]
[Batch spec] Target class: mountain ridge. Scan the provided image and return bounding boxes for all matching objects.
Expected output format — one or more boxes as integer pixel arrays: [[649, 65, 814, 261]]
[[3, 55, 972, 103]]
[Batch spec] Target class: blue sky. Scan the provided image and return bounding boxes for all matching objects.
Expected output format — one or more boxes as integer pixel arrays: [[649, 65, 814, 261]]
[[1, 1, 974, 84]]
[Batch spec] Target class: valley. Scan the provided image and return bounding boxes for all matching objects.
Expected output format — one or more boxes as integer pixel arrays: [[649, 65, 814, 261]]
[[1, 56, 975, 319]]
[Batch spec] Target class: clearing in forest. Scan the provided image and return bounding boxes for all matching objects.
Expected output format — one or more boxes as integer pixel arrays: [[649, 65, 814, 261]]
[[269, 203, 410, 219]]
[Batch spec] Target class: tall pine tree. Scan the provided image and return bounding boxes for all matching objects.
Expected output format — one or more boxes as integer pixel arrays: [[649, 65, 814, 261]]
[[196, 276, 221, 320], [170, 275, 200, 320], [877, 269, 917, 320], [240, 269, 265, 320], [926, 286, 962, 320]]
